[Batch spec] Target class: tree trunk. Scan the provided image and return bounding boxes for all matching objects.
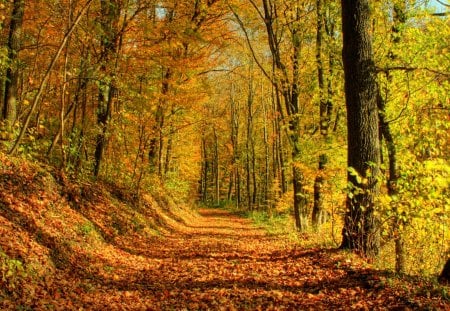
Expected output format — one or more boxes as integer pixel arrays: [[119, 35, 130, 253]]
[[200, 135, 209, 202], [340, 0, 381, 257], [246, 71, 254, 210], [385, 1, 406, 275], [439, 258, 450, 285], [213, 128, 220, 205], [312, 154, 328, 228], [94, 0, 121, 177], [9, 0, 93, 155], [230, 82, 240, 206], [2, 0, 25, 133], [148, 68, 170, 175], [262, 82, 270, 209], [313, 0, 332, 229]]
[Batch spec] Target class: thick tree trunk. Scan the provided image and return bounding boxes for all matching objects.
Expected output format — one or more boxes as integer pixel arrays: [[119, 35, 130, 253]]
[[340, 0, 381, 257], [2, 0, 25, 133], [439, 259, 450, 285]]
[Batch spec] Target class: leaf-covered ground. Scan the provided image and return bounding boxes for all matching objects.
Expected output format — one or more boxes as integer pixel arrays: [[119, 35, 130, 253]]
[[0, 156, 448, 310], [4, 207, 449, 310], [76, 208, 448, 311]]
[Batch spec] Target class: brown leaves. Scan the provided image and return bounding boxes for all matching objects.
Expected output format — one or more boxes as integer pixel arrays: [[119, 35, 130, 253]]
[[0, 156, 448, 311]]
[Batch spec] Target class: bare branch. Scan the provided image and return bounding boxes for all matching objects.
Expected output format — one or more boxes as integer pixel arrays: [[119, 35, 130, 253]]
[[227, 2, 274, 85]]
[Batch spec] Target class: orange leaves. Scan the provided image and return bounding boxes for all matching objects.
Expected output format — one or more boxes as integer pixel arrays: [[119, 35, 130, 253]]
[[0, 151, 448, 311]]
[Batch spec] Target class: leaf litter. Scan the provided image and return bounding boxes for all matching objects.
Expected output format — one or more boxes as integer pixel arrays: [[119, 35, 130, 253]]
[[0, 156, 448, 310]]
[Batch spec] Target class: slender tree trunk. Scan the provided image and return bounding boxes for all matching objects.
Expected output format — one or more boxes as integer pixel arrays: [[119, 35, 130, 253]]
[[251, 130, 257, 208], [201, 135, 209, 202], [385, 1, 406, 275], [164, 126, 173, 176], [213, 128, 220, 205], [313, 155, 328, 228], [262, 82, 270, 209], [71, 51, 89, 174], [272, 81, 287, 196], [230, 83, 240, 205], [291, 21, 308, 231], [246, 71, 254, 210], [313, 0, 331, 229], [9, 0, 93, 155], [94, 0, 121, 177], [340, 0, 381, 257], [149, 68, 170, 175], [2, 0, 25, 133], [316, 0, 330, 136], [59, 0, 73, 170]]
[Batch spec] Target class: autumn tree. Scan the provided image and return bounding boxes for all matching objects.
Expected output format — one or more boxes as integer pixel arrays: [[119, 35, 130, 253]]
[[340, 0, 381, 256], [93, 0, 121, 176], [1, 0, 24, 133], [376, 0, 406, 274]]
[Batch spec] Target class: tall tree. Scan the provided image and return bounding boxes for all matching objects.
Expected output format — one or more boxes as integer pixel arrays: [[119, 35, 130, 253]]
[[377, 0, 406, 274], [93, 0, 121, 177], [2, 0, 25, 133], [340, 0, 381, 257]]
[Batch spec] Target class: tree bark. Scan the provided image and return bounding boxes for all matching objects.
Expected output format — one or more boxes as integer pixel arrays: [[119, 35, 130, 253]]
[[2, 0, 25, 133], [94, 0, 121, 177], [213, 128, 220, 205], [340, 0, 381, 257], [246, 70, 254, 210], [313, 0, 333, 228], [312, 154, 328, 228], [439, 258, 450, 285], [229, 82, 240, 207]]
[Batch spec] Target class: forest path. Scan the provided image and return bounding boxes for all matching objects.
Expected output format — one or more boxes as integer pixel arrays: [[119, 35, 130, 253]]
[[72, 208, 440, 310]]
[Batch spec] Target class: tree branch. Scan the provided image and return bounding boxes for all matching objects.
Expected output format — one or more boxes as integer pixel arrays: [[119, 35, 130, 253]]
[[227, 2, 274, 85], [377, 66, 450, 77], [9, 0, 94, 155]]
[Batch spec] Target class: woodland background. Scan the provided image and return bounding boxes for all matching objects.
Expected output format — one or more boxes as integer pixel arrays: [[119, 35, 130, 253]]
[[0, 0, 448, 280]]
